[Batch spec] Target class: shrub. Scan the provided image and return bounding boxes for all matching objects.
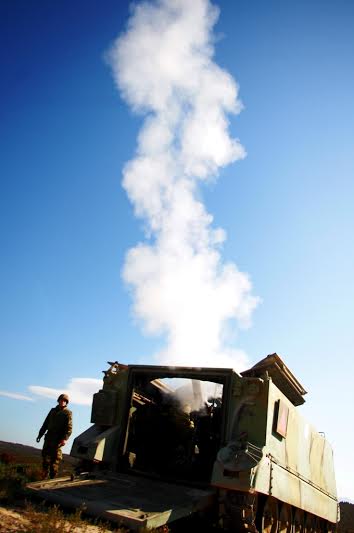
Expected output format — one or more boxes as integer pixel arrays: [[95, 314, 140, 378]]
[[0, 452, 15, 464], [21, 502, 130, 532], [0, 461, 41, 501]]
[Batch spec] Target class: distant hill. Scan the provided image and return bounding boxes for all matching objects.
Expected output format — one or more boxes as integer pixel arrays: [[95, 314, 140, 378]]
[[0, 440, 78, 470], [338, 502, 354, 532], [0, 441, 42, 459]]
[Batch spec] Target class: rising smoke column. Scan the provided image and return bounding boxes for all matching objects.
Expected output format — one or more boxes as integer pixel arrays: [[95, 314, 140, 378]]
[[109, 0, 260, 369]]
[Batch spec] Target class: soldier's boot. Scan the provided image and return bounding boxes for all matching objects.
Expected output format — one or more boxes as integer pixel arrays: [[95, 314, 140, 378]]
[[50, 460, 60, 479], [42, 457, 50, 479]]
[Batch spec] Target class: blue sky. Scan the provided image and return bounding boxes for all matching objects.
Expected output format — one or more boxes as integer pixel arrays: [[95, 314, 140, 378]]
[[1, 0, 353, 502]]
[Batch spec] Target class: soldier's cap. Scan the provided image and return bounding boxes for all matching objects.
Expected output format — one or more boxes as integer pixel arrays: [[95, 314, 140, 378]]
[[57, 393, 69, 404]]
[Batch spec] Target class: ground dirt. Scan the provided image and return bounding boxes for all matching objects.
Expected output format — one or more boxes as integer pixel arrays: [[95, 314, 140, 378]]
[[0, 501, 122, 532], [0, 505, 31, 533]]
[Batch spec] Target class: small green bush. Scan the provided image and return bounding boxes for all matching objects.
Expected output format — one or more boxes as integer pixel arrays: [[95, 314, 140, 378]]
[[21, 502, 130, 532], [0, 461, 42, 501]]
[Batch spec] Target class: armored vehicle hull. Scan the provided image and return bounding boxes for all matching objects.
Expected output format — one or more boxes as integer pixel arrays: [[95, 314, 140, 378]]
[[27, 354, 338, 531]]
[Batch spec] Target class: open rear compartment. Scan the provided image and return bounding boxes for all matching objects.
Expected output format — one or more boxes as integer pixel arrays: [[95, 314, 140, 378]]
[[26, 366, 234, 530], [121, 367, 231, 485]]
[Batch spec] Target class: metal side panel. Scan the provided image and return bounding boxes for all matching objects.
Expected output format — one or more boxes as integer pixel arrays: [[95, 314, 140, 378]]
[[269, 460, 338, 524], [26, 473, 216, 530]]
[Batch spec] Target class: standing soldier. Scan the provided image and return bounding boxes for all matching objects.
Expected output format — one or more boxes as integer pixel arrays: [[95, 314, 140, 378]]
[[36, 394, 72, 479]]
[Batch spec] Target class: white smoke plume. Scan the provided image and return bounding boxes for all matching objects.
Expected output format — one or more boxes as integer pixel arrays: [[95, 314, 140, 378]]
[[109, 0, 260, 369]]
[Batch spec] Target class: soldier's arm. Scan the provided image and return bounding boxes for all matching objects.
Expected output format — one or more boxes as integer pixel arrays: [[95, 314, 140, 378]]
[[63, 410, 73, 441], [37, 409, 53, 440]]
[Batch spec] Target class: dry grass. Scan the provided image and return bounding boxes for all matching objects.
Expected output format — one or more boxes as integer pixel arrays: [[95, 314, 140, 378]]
[[0, 462, 42, 502], [0, 457, 170, 532], [21, 502, 124, 532], [0, 501, 128, 532], [0, 500, 171, 533]]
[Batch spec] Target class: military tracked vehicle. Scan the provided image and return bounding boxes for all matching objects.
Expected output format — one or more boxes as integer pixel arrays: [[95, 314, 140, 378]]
[[27, 353, 338, 531]]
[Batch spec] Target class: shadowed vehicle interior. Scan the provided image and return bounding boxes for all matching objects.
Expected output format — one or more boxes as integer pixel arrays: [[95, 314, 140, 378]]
[[124, 373, 225, 484]]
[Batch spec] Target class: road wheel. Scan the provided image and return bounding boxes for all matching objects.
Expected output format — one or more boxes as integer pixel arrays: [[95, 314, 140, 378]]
[[279, 504, 292, 533], [326, 522, 334, 533], [293, 508, 304, 533], [305, 513, 315, 533], [260, 497, 279, 533], [314, 517, 326, 532]]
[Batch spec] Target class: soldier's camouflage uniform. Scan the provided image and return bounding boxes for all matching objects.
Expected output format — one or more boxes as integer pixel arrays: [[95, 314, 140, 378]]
[[38, 405, 72, 478]]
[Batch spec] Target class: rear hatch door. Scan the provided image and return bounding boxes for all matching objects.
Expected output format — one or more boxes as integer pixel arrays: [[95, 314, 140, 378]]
[[26, 472, 216, 530]]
